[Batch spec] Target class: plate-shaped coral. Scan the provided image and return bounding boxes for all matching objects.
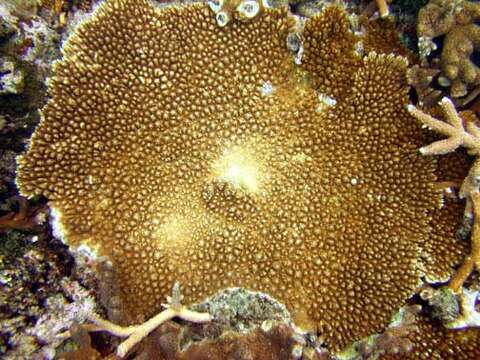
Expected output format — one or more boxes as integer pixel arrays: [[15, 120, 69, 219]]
[[16, 0, 461, 351]]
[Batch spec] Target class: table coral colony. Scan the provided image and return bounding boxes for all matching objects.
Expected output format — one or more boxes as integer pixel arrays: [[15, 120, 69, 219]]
[[15, 0, 466, 352]]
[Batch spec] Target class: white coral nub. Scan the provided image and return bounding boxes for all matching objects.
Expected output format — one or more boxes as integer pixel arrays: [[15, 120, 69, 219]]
[[208, 0, 230, 27], [261, 81, 274, 96], [208, 0, 262, 27], [237, 0, 260, 19], [216, 11, 230, 27], [208, 0, 224, 13]]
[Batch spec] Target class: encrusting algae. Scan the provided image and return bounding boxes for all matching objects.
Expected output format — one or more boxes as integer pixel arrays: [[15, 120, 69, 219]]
[[14, 0, 476, 355]]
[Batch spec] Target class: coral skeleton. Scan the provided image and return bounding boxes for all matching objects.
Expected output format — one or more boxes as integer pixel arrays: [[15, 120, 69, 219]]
[[85, 283, 212, 358]]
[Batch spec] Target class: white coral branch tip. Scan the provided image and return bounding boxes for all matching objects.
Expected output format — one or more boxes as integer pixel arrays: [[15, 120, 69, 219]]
[[408, 98, 480, 217], [408, 97, 480, 156], [85, 283, 213, 358], [447, 289, 480, 329]]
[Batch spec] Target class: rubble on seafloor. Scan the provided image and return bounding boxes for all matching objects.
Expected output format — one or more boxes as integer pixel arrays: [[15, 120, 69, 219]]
[[0, 228, 107, 359], [0, 1, 105, 358], [1, 0, 480, 359]]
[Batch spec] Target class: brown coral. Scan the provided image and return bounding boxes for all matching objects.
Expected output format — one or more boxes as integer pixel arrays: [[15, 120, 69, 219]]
[[417, 0, 480, 98], [423, 162, 469, 283], [418, 110, 472, 282], [301, 6, 360, 100], [360, 17, 417, 64], [171, 323, 300, 360], [381, 315, 480, 360], [15, 0, 464, 351]]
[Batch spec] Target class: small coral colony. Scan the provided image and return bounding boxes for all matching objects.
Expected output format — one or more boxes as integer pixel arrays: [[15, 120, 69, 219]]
[[1, 0, 480, 358]]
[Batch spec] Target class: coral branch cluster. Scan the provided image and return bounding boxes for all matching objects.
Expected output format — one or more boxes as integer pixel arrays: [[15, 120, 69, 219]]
[[409, 98, 480, 335], [86, 283, 212, 358], [417, 0, 480, 97], [408, 98, 480, 216]]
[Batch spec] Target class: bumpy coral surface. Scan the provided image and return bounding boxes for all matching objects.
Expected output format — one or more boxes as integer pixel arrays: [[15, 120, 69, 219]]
[[381, 316, 480, 360], [422, 146, 470, 283], [16, 0, 464, 350]]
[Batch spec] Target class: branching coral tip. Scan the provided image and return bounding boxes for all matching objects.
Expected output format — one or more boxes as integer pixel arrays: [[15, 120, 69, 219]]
[[85, 283, 212, 358]]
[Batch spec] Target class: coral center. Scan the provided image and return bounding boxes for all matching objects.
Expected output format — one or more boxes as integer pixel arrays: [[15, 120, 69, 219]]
[[212, 145, 263, 194]]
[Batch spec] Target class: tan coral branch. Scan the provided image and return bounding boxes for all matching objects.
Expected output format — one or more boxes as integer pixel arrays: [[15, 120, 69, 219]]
[[408, 98, 480, 219], [468, 192, 480, 270], [409, 98, 480, 292], [407, 98, 479, 155], [375, 0, 389, 17], [85, 283, 212, 358], [448, 255, 475, 293]]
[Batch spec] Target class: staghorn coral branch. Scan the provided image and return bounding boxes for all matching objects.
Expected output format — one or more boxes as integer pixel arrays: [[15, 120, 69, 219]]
[[408, 98, 480, 215], [448, 255, 475, 294], [438, 190, 480, 328], [375, 0, 389, 17], [84, 283, 213, 358], [468, 192, 480, 270], [87, 314, 138, 337], [466, 119, 480, 139], [446, 184, 480, 294], [409, 98, 480, 293], [408, 98, 479, 155]]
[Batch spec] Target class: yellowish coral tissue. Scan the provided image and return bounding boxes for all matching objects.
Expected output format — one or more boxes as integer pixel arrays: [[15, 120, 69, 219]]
[[15, 0, 466, 352], [212, 145, 263, 193]]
